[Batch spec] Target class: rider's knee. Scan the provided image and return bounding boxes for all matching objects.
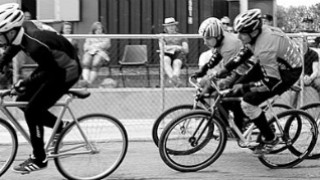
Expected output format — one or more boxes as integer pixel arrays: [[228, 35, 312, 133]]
[[240, 100, 262, 119]]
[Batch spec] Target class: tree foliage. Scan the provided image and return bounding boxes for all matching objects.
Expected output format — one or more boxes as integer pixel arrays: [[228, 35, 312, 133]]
[[277, 3, 320, 32]]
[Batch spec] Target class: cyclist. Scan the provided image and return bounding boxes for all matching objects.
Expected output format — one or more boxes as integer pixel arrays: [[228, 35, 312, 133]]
[[0, 3, 81, 173], [192, 17, 254, 130], [216, 9, 302, 154]]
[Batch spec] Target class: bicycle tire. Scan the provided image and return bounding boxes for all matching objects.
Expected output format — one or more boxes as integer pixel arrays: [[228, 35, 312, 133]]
[[54, 113, 128, 180], [158, 110, 227, 172], [152, 104, 203, 147], [299, 102, 320, 159], [258, 110, 317, 168], [0, 118, 18, 177]]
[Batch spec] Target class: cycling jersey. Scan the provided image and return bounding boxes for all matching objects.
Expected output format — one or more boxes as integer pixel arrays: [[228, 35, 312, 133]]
[[0, 20, 81, 85], [225, 26, 303, 91], [201, 32, 253, 76]]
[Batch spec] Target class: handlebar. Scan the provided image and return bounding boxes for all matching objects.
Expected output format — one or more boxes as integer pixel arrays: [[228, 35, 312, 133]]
[[0, 89, 15, 98], [188, 76, 202, 90], [188, 76, 232, 96]]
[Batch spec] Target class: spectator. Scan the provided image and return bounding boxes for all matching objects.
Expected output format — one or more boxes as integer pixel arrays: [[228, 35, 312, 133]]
[[221, 16, 233, 32], [60, 22, 79, 58], [24, 10, 32, 20], [300, 16, 320, 48], [291, 37, 320, 107], [159, 17, 189, 87], [80, 22, 111, 87], [262, 14, 273, 26]]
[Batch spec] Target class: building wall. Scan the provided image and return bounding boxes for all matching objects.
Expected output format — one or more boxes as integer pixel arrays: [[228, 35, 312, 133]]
[[98, 0, 228, 65]]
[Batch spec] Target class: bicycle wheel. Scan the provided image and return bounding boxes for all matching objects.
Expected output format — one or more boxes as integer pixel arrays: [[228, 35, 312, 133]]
[[258, 110, 317, 168], [152, 104, 203, 147], [299, 103, 320, 159], [54, 113, 128, 180], [158, 110, 227, 172], [0, 118, 18, 176]]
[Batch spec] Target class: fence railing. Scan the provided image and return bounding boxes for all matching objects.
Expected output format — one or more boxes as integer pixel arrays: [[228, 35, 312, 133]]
[[8, 33, 320, 140], [15, 33, 320, 112]]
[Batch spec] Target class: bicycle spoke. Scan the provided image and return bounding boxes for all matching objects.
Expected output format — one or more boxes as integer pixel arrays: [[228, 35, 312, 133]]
[[54, 114, 128, 180], [159, 110, 227, 172]]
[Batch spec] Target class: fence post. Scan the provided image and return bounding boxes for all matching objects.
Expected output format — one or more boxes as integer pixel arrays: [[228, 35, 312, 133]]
[[159, 34, 166, 111]]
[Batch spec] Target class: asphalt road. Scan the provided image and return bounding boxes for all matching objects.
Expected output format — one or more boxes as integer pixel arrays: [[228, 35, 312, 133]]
[[2, 140, 320, 180]]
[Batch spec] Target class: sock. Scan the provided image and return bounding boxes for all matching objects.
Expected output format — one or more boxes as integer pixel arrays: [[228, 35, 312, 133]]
[[252, 112, 275, 141]]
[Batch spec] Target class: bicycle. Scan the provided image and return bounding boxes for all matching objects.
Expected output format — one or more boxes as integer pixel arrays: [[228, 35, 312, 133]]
[[158, 78, 318, 172], [298, 102, 320, 159], [152, 77, 292, 147], [0, 89, 128, 180]]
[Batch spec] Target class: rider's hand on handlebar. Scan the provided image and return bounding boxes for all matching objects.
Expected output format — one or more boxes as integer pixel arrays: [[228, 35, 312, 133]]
[[197, 83, 214, 100], [214, 67, 229, 78], [191, 71, 205, 79], [12, 79, 26, 95]]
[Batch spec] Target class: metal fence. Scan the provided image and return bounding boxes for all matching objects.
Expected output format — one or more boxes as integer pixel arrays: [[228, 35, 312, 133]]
[[10, 33, 320, 141]]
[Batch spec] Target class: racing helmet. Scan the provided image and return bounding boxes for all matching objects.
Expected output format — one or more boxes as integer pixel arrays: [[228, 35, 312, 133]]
[[198, 17, 224, 38], [234, 9, 262, 33], [0, 3, 24, 33]]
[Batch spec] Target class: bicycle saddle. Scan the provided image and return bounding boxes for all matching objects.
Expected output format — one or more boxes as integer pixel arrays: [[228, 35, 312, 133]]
[[68, 89, 91, 99]]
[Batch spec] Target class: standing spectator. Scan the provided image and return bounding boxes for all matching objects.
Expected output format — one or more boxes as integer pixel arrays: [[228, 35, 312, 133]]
[[23, 10, 32, 20], [221, 16, 233, 32], [300, 16, 320, 48], [262, 14, 273, 26], [159, 17, 189, 87], [80, 22, 111, 87], [291, 38, 320, 107], [60, 22, 79, 58]]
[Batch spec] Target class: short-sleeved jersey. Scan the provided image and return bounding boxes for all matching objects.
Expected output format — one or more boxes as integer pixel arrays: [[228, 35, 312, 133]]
[[249, 26, 303, 80], [304, 48, 319, 76], [216, 32, 249, 74]]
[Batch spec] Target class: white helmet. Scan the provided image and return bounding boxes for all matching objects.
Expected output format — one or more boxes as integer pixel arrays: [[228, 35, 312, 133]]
[[198, 17, 223, 38], [234, 9, 262, 33], [0, 3, 24, 33]]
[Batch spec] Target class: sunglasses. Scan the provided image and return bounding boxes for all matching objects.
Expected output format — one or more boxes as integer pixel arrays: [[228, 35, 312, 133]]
[[222, 23, 229, 25]]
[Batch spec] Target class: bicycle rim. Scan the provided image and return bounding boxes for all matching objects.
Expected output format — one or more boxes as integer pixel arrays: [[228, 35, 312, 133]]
[[158, 110, 227, 172], [54, 114, 128, 180], [258, 110, 317, 168], [299, 103, 320, 159], [0, 119, 18, 176], [152, 104, 202, 147]]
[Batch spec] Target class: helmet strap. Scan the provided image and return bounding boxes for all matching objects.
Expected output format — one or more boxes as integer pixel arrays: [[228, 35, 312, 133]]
[[248, 29, 261, 45], [3, 27, 21, 45], [214, 34, 224, 48]]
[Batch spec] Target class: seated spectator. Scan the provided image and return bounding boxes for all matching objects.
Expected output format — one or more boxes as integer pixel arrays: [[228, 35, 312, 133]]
[[159, 17, 189, 87], [60, 21, 79, 57], [291, 37, 320, 107], [80, 22, 111, 87], [262, 14, 273, 26]]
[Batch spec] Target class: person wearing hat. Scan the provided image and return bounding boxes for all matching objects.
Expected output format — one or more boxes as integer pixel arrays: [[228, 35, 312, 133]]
[[262, 14, 273, 26], [300, 16, 320, 48], [159, 17, 189, 87]]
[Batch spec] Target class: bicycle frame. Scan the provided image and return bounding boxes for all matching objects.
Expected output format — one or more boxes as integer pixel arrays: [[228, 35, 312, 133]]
[[0, 91, 93, 159], [210, 87, 286, 149], [188, 77, 287, 149]]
